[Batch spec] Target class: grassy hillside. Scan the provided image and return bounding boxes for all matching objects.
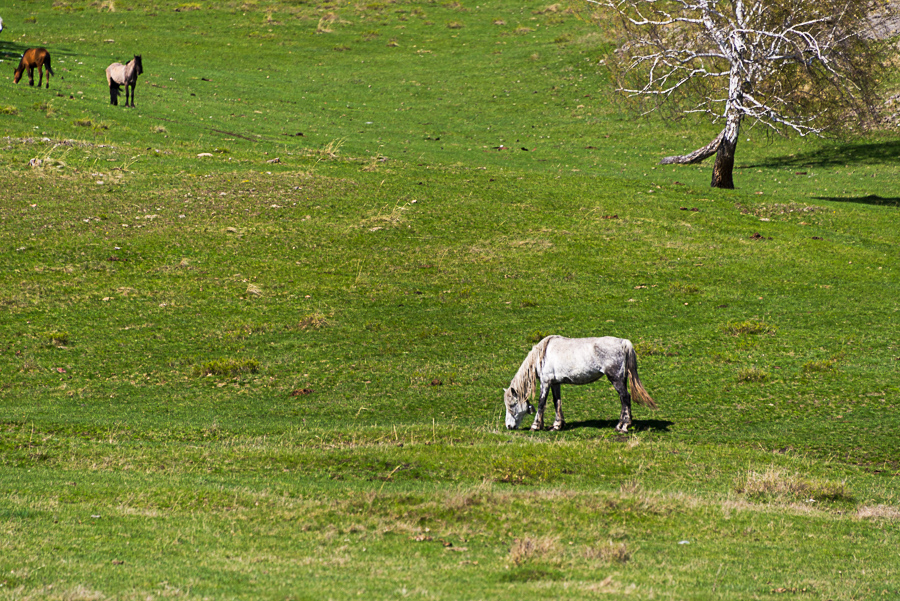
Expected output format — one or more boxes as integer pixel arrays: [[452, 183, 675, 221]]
[[1, 1, 899, 599]]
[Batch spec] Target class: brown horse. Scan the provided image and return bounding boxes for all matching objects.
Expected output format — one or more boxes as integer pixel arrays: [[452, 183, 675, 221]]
[[14, 48, 54, 88]]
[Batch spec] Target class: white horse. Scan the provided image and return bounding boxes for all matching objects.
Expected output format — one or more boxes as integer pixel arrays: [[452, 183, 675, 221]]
[[106, 55, 143, 107], [0, 17, 4, 33], [503, 335, 656, 433]]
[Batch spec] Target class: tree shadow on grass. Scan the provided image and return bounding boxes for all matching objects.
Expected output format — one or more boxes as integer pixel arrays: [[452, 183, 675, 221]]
[[0, 41, 79, 61], [745, 140, 900, 170], [812, 194, 900, 207], [566, 419, 673, 433]]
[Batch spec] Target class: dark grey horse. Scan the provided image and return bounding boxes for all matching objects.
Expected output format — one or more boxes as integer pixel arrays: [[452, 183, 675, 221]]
[[106, 55, 143, 107]]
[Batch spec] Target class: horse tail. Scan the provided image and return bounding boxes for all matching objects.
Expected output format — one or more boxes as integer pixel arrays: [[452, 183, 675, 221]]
[[45, 54, 54, 76], [625, 340, 657, 409], [106, 67, 120, 105]]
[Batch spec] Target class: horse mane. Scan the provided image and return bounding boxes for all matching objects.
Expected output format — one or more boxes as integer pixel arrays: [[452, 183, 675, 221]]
[[509, 336, 555, 402]]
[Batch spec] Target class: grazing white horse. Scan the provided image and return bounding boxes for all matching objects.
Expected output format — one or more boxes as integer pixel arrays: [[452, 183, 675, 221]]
[[106, 55, 143, 107], [503, 335, 656, 433], [0, 17, 4, 33]]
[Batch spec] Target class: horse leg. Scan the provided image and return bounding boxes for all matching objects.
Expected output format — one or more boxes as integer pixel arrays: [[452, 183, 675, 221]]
[[550, 383, 565, 431], [531, 381, 550, 431], [610, 376, 632, 433], [126, 84, 132, 107], [28, 66, 35, 86], [110, 84, 118, 106]]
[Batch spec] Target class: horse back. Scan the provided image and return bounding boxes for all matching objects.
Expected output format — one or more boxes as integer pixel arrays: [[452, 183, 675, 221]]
[[24, 47, 50, 66], [542, 336, 628, 384], [106, 63, 125, 85]]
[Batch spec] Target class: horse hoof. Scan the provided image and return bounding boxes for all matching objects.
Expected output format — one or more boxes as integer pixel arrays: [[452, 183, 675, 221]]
[[550, 423, 564, 432], [530, 424, 543, 432]]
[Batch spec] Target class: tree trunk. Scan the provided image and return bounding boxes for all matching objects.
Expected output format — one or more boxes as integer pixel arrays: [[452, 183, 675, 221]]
[[711, 68, 745, 189], [710, 122, 738, 189]]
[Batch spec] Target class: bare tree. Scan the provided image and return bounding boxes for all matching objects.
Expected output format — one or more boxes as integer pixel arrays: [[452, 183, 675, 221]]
[[595, 0, 894, 188]]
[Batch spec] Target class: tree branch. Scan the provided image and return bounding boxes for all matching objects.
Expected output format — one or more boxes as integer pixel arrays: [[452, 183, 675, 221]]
[[602, 0, 887, 137]]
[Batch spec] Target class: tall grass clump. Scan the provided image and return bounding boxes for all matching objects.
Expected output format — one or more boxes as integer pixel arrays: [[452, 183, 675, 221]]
[[737, 366, 768, 382], [43, 331, 70, 347], [722, 319, 776, 336]]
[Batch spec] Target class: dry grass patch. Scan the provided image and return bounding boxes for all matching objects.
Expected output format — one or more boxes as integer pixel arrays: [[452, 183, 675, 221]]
[[584, 541, 630, 564], [508, 535, 562, 566], [856, 505, 900, 520], [737, 201, 827, 220], [510, 238, 553, 252], [316, 12, 342, 33], [303, 138, 345, 161], [2, 584, 108, 601], [361, 201, 410, 231], [735, 467, 853, 504], [296, 311, 332, 330]]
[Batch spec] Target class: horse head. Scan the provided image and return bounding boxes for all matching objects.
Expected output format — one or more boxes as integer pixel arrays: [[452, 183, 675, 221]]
[[134, 55, 143, 75], [503, 387, 534, 430]]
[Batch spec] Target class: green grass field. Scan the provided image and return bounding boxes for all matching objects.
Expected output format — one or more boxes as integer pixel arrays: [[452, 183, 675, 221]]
[[1, 1, 899, 599]]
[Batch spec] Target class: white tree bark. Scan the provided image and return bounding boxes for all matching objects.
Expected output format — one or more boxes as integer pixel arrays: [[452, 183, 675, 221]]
[[594, 0, 888, 187]]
